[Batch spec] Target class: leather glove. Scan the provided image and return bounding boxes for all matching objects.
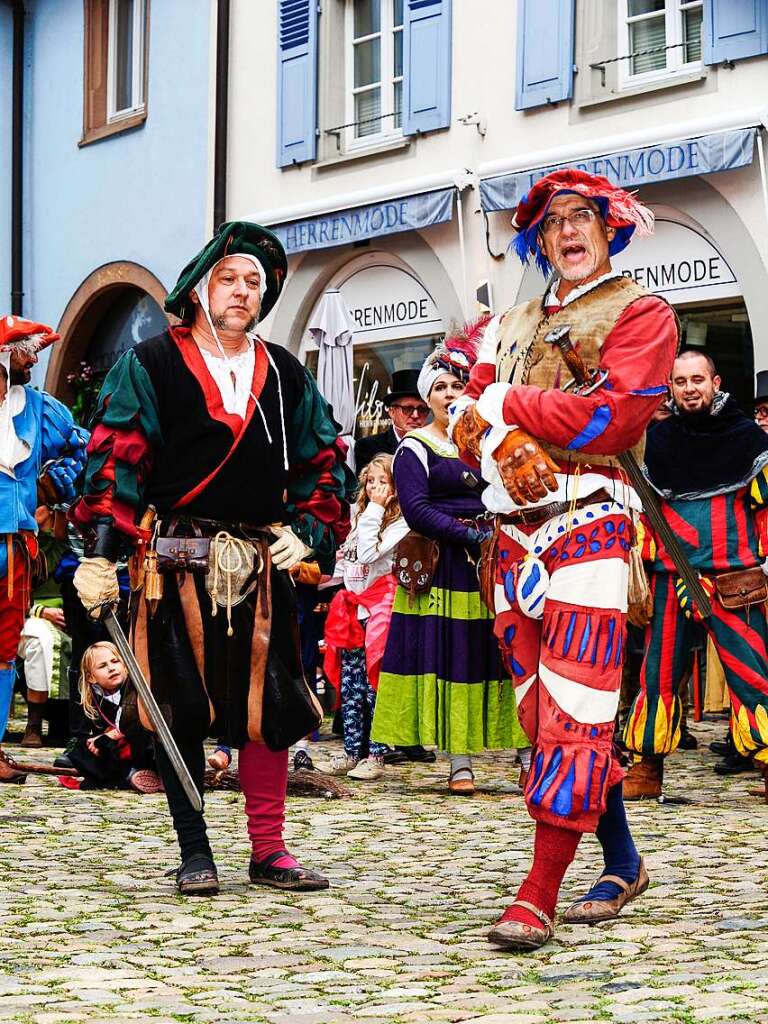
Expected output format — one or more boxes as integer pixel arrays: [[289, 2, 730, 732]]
[[73, 557, 120, 617], [494, 428, 559, 506], [675, 575, 715, 622], [453, 404, 490, 462], [269, 525, 313, 571]]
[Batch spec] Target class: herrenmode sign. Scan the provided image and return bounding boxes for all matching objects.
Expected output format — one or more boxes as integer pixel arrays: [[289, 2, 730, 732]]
[[350, 298, 431, 330]]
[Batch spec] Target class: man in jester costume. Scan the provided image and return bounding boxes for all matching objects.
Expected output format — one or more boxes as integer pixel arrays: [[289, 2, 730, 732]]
[[0, 315, 88, 783], [624, 349, 768, 800], [72, 222, 352, 895], [451, 170, 679, 950]]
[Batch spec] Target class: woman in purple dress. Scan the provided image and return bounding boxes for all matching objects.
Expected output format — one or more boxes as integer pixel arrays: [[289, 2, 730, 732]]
[[371, 329, 527, 794]]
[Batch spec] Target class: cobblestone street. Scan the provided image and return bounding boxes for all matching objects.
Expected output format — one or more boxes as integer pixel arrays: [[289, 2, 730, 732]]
[[2, 719, 767, 1024]]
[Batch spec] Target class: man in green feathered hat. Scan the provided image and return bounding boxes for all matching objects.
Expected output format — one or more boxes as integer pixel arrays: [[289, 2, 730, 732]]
[[71, 222, 354, 895]]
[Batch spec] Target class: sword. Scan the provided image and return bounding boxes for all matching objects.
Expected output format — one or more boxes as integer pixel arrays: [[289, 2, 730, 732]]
[[99, 606, 204, 811], [544, 325, 712, 618]]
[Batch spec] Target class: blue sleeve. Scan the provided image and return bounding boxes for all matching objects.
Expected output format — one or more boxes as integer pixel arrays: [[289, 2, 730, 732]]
[[40, 393, 90, 503]]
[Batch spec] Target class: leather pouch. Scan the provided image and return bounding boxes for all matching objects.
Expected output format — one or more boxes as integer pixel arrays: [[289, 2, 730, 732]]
[[394, 531, 440, 601], [714, 567, 768, 609], [155, 520, 210, 574]]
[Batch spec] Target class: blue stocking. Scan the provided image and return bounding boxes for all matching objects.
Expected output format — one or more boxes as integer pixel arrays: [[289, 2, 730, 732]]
[[581, 782, 641, 903], [0, 665, 17, 743]]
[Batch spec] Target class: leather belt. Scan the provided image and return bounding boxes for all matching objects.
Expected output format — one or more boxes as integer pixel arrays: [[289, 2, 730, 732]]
[[498, 488, 614, 528]]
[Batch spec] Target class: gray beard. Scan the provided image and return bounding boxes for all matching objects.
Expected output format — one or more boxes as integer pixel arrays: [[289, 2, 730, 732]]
[[212, 314, 257, 333]]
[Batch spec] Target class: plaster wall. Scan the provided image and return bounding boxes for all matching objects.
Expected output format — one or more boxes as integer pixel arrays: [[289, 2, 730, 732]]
[[0, 5, 14, 311], [25, 0, 213, 384]]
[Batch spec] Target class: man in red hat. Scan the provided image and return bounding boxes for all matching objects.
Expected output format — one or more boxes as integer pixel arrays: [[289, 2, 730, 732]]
[[451, 170, 679, 950], [0, 315, 88, 782]]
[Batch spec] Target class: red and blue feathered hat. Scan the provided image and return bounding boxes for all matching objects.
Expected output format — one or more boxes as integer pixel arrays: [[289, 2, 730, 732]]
[[511, 169, 654, 275]]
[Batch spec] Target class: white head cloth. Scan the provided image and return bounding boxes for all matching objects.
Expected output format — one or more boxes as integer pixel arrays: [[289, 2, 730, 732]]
[[417, 347, 450, 402]]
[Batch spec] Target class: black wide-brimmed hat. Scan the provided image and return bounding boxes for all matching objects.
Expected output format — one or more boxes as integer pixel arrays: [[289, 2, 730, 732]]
[[383, 369, 423, 407], [755, 370, 768, 404], [164, 221, 288, 323]]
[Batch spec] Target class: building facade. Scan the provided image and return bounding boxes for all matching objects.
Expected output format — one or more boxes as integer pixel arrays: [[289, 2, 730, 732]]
[[228, 0, 768, 433], [1, 0, 217, 404]]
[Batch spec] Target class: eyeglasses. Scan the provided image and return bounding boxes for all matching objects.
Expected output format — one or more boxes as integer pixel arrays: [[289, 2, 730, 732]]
[[391, 403, 428, 417], [540, 208, 598, 236], [755, 406, 768, 419]]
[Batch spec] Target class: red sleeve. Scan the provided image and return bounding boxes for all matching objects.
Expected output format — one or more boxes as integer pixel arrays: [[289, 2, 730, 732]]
[[501, 296, 678, 455]]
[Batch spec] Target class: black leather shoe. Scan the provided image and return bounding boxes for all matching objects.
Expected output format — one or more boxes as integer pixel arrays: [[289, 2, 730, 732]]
[[53, 754, 74, 769], [383, 748, 409, 765], [709, 734, 733, 757], [678, 728, 698, 750], [176, 854, 219, 896], [713, 753, 754, 776], [403, 745, 436, 763], [249, 851, 329, 891]]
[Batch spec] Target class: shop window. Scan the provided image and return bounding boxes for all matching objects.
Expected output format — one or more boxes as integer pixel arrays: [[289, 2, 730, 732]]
[[344, 0, 404, 149], [81, 0, 149, 146], [618, 0, 703, 87], [679, 302, 754, 413]]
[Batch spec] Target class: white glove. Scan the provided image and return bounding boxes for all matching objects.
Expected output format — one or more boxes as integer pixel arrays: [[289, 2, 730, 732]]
[[269, 525, 312, 571], [73, 557, 120, 616]]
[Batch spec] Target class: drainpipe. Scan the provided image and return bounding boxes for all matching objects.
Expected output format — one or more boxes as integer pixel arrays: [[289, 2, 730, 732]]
[[213, 0, 230, 230], [10, 0, 24, 314]]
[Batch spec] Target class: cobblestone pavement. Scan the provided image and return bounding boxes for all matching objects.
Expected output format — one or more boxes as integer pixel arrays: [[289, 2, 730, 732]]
[[1, 718, 767, 1024]]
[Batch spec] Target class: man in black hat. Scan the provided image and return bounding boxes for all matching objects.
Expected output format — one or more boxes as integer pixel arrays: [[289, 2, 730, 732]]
[[72, 222, 353, 895], [354, 369, 429, 472], [755, 370, 768, 433]]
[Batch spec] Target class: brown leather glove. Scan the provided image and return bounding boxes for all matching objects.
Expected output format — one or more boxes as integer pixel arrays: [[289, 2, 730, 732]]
[[453, 404, 490, 462], [494, 428, 560, 506]]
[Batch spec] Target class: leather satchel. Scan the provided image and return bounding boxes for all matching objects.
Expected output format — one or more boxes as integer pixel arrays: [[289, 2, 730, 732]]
[[394, 531, 440, 600], [155, 520, 210, 574], [714, 566, 768, 610], [261, 652, 323, 752]]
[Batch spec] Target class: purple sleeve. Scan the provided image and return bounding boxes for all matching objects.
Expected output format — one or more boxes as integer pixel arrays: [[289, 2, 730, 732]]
[[393, 445, 472, 545]]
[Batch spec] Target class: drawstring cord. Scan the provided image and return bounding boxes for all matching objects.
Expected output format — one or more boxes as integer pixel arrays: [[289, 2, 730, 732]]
[[208, 531, 251, 637]]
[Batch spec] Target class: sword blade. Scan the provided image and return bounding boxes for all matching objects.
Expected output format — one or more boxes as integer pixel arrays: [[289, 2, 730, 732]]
[[102, 610, 203, 812]]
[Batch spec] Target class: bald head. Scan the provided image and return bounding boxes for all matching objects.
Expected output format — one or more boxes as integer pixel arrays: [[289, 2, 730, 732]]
[[671, 350, 721, 415]]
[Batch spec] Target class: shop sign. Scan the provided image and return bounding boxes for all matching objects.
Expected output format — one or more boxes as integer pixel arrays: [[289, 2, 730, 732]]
[[339, 264, 443, 345], [611, 220, 739, 305], [480, 127, 756, 213], [272, 187, 455, 255]]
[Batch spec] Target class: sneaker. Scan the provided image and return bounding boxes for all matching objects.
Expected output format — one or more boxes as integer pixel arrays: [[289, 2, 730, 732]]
[[347, 757, 384, 781], [318, 752, 358, 775]]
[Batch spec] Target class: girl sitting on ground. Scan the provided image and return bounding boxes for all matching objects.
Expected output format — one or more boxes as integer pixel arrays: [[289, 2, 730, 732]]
[[322, 454, 409, 780], [58, 642, 162, 793]]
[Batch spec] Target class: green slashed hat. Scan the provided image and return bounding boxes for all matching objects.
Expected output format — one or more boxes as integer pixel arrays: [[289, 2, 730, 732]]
[[164, 221, 288, 323]]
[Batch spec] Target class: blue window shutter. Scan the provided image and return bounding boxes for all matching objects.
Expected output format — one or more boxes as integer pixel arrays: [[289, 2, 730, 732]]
[[515, 0, 575, 110], [276, 0, 318, 167], [403, 0, 452, 135], [704, 0, 768, 64]]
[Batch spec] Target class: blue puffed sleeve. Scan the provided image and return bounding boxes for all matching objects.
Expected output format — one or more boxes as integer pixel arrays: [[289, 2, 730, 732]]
[[40, 394, 90, 503]]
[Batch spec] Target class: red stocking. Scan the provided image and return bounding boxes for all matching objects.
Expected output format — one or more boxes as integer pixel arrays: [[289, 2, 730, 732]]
[[498, 821, 582, 928], [239, 742, 297, 869]]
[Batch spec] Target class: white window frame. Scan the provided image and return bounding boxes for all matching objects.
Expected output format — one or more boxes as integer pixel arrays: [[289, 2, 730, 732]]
[[107, 0, 146, 123], [344, 0, 403, 152], [617, 0, 703, 91]]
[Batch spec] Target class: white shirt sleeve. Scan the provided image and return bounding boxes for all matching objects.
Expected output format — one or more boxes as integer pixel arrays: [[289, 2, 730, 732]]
[[355, 504, 409, 563]]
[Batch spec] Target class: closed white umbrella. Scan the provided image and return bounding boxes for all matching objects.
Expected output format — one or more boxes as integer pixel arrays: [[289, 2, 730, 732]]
[[308, 289, 357, 451]]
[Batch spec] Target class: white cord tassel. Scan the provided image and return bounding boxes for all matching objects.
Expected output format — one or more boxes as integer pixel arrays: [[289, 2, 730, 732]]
[[263, 342, 289, 471]]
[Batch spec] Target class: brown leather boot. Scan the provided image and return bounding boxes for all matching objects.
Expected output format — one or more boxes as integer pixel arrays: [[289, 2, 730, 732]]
[[623, 755, 663, 800], [21, 702, 45, 748], [0, 748, 27, 784]]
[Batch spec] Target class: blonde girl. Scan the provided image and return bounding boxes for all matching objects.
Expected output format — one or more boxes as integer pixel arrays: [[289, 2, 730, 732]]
[[322, 454, 409, 780]]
